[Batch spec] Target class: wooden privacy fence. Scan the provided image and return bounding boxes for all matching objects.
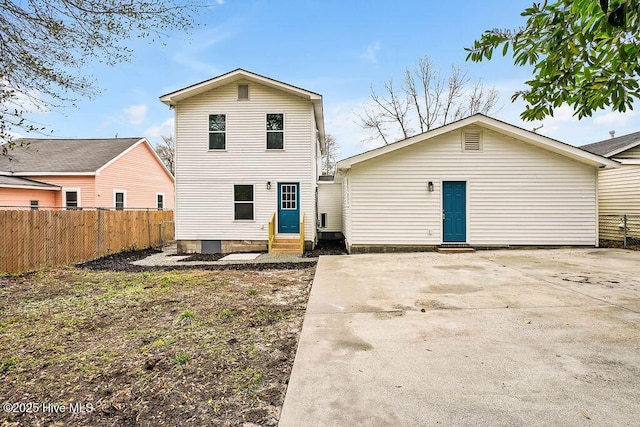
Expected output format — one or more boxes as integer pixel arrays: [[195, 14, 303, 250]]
[[0, 209, 174, 274]]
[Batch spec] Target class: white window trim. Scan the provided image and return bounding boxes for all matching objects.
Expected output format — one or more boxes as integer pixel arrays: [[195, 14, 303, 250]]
[[208, 113, 227, 151], [232, 183, 255, 222], [113, 189, 127, 210], [237, 84, 249, 101], [156, 192, 165, 210], [265, 113, 285, 150], [63, 188, 81, 209]]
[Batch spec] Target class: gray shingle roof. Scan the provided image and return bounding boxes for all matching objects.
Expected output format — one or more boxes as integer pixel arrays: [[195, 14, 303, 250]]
[[0, 175, 60, 189], [581, 131, 640, 157], [0, 138, 143, 173]]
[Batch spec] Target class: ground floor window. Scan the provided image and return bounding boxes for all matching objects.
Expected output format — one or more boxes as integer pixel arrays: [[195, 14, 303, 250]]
[[156, 193, 164, 210], [64, 189, 79, 209], [30, 200, 39, 211], [234, 185, 254, 220]]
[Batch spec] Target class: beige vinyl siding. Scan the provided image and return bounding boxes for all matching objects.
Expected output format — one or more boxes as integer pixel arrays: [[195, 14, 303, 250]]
[[342, 174, 352, 247], [318, 182, 342, 232], [614, 145, 640, 158], [598, 165, 640, 214], [347, 127, 597, 246], [175, 79, 316, 241]]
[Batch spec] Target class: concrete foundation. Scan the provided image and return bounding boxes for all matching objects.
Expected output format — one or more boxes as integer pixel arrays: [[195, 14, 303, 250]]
[[177, 239, 314, 254], [348, 244, 437, 254]]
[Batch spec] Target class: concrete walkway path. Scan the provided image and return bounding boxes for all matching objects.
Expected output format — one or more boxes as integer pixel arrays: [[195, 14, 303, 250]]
[[131, 244, 315, 267], [279, 249, 640, 426]]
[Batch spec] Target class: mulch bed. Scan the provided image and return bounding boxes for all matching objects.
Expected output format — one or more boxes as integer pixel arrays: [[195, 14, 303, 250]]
[[77, 240, 346, 273]]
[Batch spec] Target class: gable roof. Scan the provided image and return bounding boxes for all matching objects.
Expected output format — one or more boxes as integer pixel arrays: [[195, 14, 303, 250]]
[[0, 175, 60, 190], [159, 68, 326, 151], [0, 138, 143, 175], [581, 130, 640, 158], [336, 114, 619, 177]]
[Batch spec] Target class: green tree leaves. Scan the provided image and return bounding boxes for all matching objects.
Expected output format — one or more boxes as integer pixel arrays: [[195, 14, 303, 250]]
[[466, 0, 640, 121]]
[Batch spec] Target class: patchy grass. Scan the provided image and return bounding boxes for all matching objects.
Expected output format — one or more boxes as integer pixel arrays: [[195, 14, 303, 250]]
[[0, 267, 314, 426]]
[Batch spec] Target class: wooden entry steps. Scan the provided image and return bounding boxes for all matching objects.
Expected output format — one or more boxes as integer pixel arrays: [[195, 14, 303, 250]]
[[271, 235, 302, 254], [436, 244, 476, 254]]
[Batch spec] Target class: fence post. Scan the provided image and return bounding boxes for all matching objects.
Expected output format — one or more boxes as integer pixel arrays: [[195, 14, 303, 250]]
[[158, 223, 163, 247], [623, 214, 628, 248], [147, 208, 151, 248], [97, 208, 101, 257]]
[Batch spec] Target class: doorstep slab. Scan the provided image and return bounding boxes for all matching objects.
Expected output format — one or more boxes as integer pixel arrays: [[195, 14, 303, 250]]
[[218, 253, 262, 261]]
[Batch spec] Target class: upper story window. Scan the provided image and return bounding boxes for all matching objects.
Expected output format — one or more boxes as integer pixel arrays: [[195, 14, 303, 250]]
[[209, 114, 226, 150], [266, 113, 284, 150], [237, 84, 249, 100]]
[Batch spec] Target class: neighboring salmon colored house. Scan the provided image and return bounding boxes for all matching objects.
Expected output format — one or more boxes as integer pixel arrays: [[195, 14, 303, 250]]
[[0, 137, 174, 210]]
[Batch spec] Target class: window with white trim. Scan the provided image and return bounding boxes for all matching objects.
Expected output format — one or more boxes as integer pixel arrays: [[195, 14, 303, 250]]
[[234, 185, 254, 220], [209, 114, 226, 150], [30, 200, 39, 211], [64, 190, 79, 209], [156, 193, 164, 210], [114, 191, 126, 210], [266, 113, 284, 149]]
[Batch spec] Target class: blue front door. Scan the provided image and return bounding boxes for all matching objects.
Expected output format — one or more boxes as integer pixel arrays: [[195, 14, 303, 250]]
[[278, 183, 300, 233], [443, 181, 466, 242]]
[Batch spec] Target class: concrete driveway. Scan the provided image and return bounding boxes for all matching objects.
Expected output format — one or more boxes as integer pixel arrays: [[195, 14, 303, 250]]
[[279, 249, 640, 426]]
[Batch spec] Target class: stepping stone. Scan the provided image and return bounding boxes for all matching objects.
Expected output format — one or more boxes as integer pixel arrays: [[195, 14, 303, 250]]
[[219, 253, 261, 261]]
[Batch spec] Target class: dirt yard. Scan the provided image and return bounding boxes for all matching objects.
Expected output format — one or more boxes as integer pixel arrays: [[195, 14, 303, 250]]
[[0, 266, 314, 426]]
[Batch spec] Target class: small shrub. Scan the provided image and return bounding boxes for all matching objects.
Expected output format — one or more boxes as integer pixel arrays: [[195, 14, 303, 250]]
[[172, 352, 190, 365], [175, 310, 195, 325], [219, 309, 236, 320]]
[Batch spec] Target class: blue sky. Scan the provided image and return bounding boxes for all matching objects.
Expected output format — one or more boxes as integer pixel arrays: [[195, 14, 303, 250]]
[[23, 0, 639, 158]]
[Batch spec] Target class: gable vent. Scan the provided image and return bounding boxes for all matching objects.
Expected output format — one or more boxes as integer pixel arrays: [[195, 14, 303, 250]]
[[464, 132, 481, 151], [238, 84, 249, 100]]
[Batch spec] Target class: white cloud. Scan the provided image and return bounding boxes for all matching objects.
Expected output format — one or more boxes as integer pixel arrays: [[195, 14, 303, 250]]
[[123, 104, 148, 125], [171, 23, 238, 76], [360, 41, 381, 64], [144, 117, 174, 139], [593, 110, 638, 126]]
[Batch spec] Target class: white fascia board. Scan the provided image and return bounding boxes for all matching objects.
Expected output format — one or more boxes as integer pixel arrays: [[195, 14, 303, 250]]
[[614, 158, 640, 165], [160, 69, 322, 106], [5, 172, 95, 176], [96, 138, 144, 174], [336, 114, 620, 171], [605, 139, 640, 157], [0, 184, 60, 190]]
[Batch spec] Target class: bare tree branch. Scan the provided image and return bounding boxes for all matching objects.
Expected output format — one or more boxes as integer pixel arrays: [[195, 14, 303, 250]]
[[358, 55, 500, 145], [321, 134, 340, 176], [154, 134, 175, 174], [0, 0, 204, 147]]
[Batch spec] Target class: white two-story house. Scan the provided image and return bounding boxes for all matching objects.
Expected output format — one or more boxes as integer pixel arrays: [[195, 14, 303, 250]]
[[160, 69, 326, 254]]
